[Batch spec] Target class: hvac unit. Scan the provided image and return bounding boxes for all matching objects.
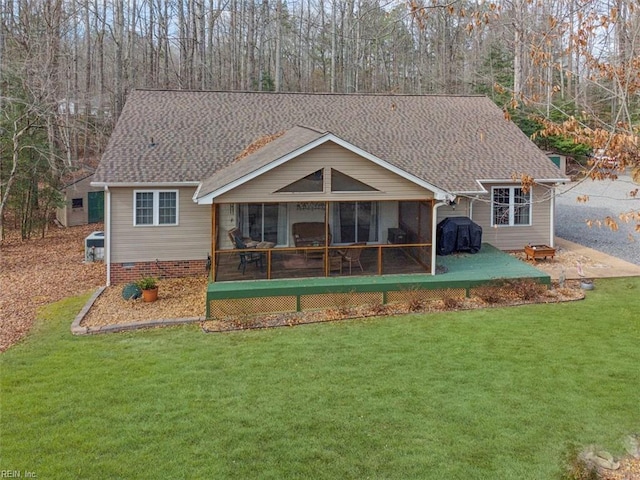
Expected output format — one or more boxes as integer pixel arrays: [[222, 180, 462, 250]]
[[85, 231, 105, 262]]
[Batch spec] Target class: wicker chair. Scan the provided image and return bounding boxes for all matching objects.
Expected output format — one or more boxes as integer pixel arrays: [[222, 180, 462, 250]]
[[339, 242, 366, 274]]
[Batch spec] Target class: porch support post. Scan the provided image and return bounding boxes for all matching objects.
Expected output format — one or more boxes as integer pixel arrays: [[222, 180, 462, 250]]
[[324, 201, 330, 276], [210, 204, 217, 281], [431, 201, 447, 276]]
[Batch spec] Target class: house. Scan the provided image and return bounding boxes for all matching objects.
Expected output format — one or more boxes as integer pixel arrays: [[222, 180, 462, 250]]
[[57, 96, 111, 117], [545, 152, 567, 176], [56, 169, 104, 227], [92, 90, 567, 292]]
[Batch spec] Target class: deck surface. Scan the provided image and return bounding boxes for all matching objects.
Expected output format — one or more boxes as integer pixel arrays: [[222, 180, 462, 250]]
[[208, 244, 550, 300]]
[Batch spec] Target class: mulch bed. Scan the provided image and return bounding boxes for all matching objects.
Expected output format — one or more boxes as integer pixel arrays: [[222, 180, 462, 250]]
[[0, 224, 105, 352]]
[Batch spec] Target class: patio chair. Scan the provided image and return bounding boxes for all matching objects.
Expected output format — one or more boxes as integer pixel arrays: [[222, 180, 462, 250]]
[[228, 227, 259, 248], [232, 236, 263, 274], [340, 242, 366, 274]]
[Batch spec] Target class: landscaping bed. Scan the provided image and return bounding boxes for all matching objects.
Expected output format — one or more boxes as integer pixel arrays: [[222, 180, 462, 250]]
[[78, 276, 585, 333]]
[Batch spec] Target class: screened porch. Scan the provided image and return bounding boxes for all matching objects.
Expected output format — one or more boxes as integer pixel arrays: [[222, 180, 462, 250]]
[[210, 199, 435, 282]]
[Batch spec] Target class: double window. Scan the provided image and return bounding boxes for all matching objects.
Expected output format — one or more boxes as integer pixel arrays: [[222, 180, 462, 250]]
[[491, 187, 531, 227], [134, 190, 178, 226]]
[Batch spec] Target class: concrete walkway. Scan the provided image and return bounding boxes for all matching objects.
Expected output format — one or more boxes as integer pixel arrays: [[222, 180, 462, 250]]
[[542, 237, 640, 281]]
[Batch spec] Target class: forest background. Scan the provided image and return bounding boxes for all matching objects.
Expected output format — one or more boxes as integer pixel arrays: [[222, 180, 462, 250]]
[[1, 0, 638, 240]]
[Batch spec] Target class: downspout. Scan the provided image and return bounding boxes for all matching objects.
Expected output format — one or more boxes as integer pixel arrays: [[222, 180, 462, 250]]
[[469, 196, 477, 219], [105, 185, 111, 286], [431, 201, 447, 276], [549, 186, 556, 247]]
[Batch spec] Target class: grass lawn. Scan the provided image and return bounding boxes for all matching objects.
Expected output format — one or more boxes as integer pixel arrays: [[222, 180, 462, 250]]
[[1, 278, 639, 479]]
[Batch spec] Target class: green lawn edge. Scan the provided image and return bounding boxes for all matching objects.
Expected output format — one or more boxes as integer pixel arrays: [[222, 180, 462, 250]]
[[1, 278, 639, 479]]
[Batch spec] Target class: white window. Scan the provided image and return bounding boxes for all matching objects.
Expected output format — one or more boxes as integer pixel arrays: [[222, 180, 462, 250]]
[[134, 190, 178, 226], [491, 187, 531, 227]]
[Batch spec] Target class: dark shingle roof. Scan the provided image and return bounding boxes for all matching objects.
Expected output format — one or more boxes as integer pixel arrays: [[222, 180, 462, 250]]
[[198, 125, 327, 198], [94, 90, 566, 193]]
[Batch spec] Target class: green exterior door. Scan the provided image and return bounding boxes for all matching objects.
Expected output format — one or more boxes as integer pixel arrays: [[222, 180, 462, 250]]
[[88, 191, 104, 223]]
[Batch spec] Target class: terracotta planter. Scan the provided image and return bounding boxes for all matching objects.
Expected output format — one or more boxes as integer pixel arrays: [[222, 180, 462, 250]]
[[142, 287, 158, 302]]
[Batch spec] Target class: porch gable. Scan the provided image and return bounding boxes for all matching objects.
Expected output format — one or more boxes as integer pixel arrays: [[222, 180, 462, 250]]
[[195, 128, 452, 204], [214, 142, 438, 204]]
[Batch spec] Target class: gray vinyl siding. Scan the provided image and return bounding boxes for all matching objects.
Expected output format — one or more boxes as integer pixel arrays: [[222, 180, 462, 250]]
[[110, 187, 210, 262], [215, 142, 434, 204], [470, 184, 552, 250]]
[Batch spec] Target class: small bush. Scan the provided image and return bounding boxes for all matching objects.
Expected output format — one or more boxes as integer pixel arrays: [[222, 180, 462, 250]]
[[403, 287, 424, 312], [507, 278, 544, 301], [474, 282, 506, 304], [442, 295, 462, 309], [440, 289, 464, 309], [136, 276, 158, 290], [330, 291, 355, 315], [368, 302, 389, 316]]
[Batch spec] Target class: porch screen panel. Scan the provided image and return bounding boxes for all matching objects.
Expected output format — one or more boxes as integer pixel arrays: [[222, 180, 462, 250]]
[[239, 203, 287, 245], [398, 200, 431, 268], [263, 204, 280, 244], [334, 202, 378, 244], [418, 201, 432, 242], [399, 201, 419, 243]]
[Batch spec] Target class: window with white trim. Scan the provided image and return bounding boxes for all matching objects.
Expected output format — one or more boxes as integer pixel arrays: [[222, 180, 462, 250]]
[[491, 186, 531, 226], [134, 190, 178, 226]]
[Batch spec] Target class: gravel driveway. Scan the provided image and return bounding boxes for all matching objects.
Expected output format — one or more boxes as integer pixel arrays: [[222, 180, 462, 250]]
[[555, 170, 640, 265]]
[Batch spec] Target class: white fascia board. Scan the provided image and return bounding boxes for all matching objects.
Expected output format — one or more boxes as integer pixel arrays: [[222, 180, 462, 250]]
[[90, 181, 200, 188], [456, 181, 489, 195], [192, 182, 203, 202], [477, 178, 569, 185], [196, 133, 455, 204]]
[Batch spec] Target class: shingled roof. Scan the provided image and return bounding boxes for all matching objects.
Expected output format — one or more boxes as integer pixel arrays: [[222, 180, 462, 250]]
[[93, 90, 566, 194]]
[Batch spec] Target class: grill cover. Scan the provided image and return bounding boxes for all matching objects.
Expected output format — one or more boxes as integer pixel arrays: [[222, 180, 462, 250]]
[[436, 217, 482, 255]]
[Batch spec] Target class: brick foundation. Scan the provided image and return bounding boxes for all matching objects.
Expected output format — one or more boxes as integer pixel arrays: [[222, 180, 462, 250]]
[[110, 259, 209, 284]]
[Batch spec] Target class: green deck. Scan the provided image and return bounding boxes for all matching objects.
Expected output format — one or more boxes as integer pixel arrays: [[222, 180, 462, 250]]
[[206, 243, 550, 318]]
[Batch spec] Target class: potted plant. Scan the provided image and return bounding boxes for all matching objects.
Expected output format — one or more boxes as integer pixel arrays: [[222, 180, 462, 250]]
[[137, 276, 159, 302]]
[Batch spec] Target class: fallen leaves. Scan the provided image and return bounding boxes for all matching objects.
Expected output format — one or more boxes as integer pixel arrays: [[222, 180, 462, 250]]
[[0, 223, 106, 352]]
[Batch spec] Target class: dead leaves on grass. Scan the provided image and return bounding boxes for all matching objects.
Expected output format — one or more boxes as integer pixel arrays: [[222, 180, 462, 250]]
[[0, 224, 106, 351]]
